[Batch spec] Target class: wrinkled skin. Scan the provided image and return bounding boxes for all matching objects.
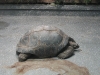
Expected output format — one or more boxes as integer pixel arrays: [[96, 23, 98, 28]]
[[57, 37, 79, 59]]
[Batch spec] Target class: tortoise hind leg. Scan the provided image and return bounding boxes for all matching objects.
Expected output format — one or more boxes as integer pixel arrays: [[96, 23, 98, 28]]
[[57, 46, 74, 59], [16, 51, 20, 55], [18, 53, 31, 62]]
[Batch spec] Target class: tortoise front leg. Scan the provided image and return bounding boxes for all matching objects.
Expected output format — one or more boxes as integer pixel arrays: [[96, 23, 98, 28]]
[[57, 46, 74, 59], [18, 53, 31, 62], [57, 37, 79, 59]]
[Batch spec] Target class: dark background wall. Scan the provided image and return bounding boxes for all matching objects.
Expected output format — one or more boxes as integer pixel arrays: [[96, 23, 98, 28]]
[[0, 0, 99, 4]]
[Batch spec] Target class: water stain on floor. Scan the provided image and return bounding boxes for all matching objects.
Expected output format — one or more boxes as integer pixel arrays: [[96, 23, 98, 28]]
[[0, 21, 9, 30], [8, 59, 90, 75]]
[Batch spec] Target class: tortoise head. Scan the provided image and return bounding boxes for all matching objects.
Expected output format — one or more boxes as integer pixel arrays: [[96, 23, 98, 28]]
[[69, 41, 79, 49], [73, 43, 79, 49]]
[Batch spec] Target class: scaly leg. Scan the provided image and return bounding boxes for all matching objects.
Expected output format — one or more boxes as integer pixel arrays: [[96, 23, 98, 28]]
[[18, 53, 31, 62], [57, 46, 74, 59]]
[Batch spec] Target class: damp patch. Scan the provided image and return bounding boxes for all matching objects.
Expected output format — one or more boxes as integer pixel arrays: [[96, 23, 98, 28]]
[[0, 21, 9, 30], [8, 59, 90, 75]]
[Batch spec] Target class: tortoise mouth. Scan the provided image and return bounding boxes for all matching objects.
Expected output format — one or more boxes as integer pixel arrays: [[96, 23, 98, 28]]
[[73, 44, 79, 49]]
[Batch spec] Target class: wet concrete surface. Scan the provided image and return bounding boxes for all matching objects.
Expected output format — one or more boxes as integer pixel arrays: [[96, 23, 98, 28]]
[[9, 59, 90, 75], [0, 5, 100, 75], [0, 21, 9, 30]]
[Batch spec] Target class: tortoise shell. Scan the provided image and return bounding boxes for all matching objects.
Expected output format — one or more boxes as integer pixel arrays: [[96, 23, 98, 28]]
[[16, 25, 69, 58]]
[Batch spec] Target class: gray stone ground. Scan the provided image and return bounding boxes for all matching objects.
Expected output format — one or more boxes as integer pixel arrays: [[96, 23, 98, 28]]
[[0, 5, 100, 75]]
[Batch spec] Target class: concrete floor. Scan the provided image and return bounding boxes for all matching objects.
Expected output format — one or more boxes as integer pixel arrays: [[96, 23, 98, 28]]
[[0, 5, 100, 75]]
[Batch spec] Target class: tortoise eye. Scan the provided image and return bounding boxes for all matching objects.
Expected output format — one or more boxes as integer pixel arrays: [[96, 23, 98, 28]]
[[74, 46, 76, 47]]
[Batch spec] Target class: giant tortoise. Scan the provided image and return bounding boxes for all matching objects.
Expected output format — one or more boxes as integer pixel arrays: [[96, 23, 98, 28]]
[[16, 25, 79, 61]]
